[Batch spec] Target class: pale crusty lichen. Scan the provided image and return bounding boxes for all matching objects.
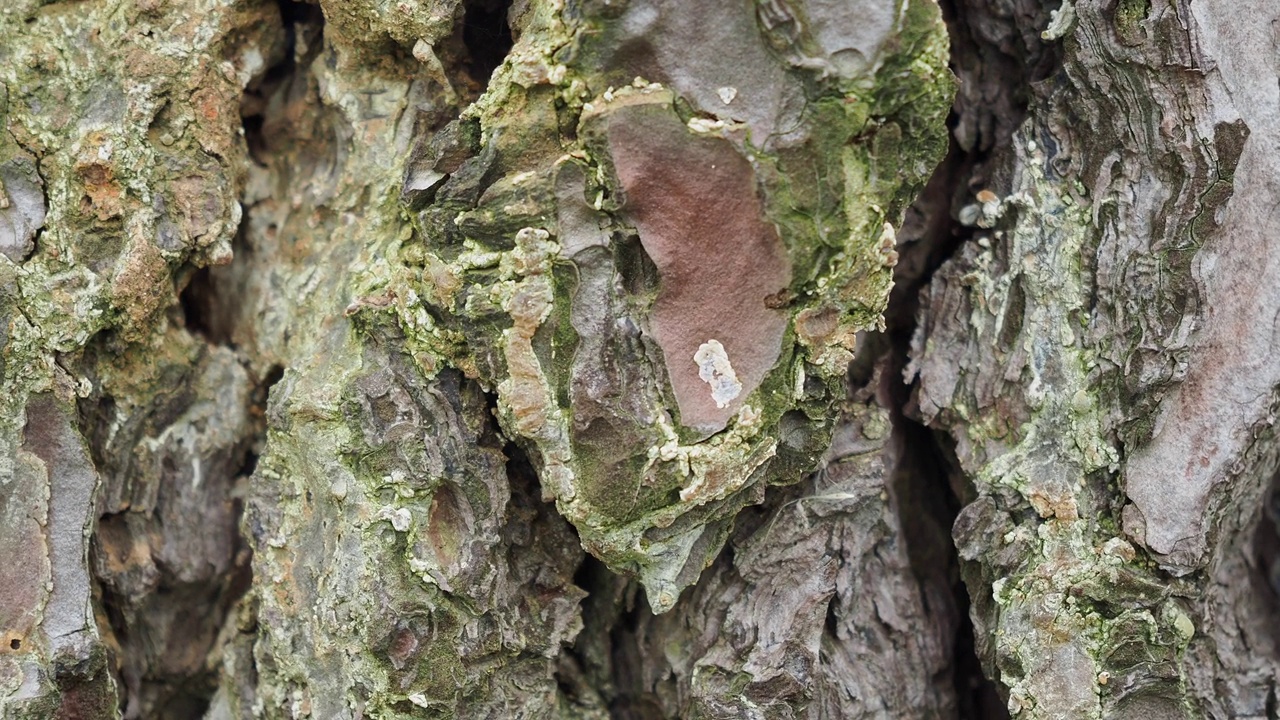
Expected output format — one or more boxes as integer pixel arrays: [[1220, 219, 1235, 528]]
[[925, 130, 1196, 719], [375, 0, 955, 612], [694, 339, 742, 410]]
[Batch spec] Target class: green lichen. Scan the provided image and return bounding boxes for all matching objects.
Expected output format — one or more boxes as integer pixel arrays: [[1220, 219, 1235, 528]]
[[366, 0, 955, 612], [951, 133, 1200, 718], [1114, 0, 1150, 44]]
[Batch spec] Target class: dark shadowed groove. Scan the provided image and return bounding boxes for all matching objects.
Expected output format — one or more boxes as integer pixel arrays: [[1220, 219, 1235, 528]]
[[81, 2, 313, 716], [872, 0, 1064, 716], [564, 522, 665, 718], [1251, 479, 1280, 653], [461, 0, 514, 89], [240, 0, 325, 168], [179, 266, 220, 343]]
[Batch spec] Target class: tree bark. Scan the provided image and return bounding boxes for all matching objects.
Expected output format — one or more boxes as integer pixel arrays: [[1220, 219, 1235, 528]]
[[2, 0, 1279, 718]]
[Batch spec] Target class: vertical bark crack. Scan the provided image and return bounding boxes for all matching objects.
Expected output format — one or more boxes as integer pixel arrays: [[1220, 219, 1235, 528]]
[[1250, 478, 1280, 652], [870, 0, 1064, 715], [77, 2, 312, 715], [460, 0, 514, 89]]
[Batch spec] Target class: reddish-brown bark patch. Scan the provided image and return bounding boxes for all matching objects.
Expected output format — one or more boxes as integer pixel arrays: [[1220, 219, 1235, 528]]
[[608, 104, 791, 432]]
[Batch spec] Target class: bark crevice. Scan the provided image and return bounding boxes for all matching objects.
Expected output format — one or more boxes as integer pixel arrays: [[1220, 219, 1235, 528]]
[[460, 0, 515, 90], [77, 6, 307, 714], [869, 0, 1066, 715]]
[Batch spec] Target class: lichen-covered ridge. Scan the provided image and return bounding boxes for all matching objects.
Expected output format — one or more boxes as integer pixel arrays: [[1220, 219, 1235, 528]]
[[359, 0, 954, 612], [0, 0, 952, 715]]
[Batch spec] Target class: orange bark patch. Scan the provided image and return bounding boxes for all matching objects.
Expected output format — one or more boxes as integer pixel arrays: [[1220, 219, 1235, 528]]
[[110, 239, 172, 340], [77, 161, 124, 220]]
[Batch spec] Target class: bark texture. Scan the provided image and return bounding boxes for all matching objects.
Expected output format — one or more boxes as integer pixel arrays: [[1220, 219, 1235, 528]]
[[3, 0, 1280, 718], [908, 0, 1280, 717]]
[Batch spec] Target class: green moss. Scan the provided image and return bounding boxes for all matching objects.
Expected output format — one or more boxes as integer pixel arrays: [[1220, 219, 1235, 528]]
[[1115, 0, 1150, 44], [572, 433, 665, 524], [543, 260, 582, 410], [378, 0, 955, 613], [764, 97, 859, 289]]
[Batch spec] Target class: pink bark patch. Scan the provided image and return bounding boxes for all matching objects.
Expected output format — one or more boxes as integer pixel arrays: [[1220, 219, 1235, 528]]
[[608, 105, 791, 432]]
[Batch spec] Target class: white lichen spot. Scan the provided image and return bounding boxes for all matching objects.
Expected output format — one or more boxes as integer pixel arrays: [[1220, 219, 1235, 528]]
[[694, 339, 742, 409], [377, 506, 412, 532], [508, 227, 558, 276], [1007, 687, 1027, 715], [877, 222, 899, 267], [1041, 1, 1076, 40], [408, 693, 430, 708], [716, 86, 738, 105], [411, 38, 435, 63], [289, 689, 309, 718], [961, 190, 1009, 229], [1100, 537, 1135, 561], [329, 478, 348, 500], [236, 46, 265, 86], [687, 117, 727, 134], [991, 576, 1009, 604]]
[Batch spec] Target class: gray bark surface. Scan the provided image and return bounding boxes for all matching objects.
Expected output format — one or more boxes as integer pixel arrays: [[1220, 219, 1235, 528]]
[[2, 0, 1280, 718], [910, 0, 1280, 717]]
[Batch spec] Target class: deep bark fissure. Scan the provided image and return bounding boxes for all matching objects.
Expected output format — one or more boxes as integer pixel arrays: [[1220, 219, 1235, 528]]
[[17, 146, 45, 264], [879, 149, 1010, 714], [605, 599, 667, 720], [241, 0, 325, 170], [882, 253, 1010, 718], [178, 266, 221, 344], [565, 533, 658, 717], [1252, 480, 1280, 646], [81, 345, 268, 719], [86, 297, 275, 716], [460, 0, 514, 90], [80, 4, 314, 715], [864, 1, 1065, 716]]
